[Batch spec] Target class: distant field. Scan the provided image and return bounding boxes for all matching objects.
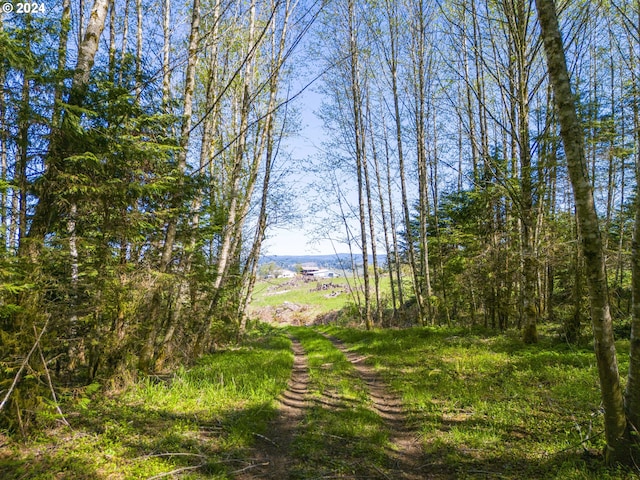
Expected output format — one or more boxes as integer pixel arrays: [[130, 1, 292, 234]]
[[248, 274, 397, 325], [250, 276, 359, 309]]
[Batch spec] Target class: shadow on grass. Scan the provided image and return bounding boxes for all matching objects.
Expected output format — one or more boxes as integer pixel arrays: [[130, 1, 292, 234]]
[[0, 452, 101, 480], [4, 326, 632, 479], [288, 402, 394, 479], [400, 404, 628, 479], [0, 332, 292, 480], [421, 442, 613, 479], [323, 325, 637, 480], [0, 398, 280, 480]]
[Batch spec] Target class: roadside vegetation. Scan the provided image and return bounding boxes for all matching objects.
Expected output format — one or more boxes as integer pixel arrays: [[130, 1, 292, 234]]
[[2, 322, 638, 479], [0, 326, 292, 480], [322, 325, 635, 479]]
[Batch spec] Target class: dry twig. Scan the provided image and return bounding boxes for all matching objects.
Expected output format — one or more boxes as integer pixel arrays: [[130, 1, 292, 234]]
[[230, 461, 270, 475], [36, 325, 70, 427], [146, 464, 204, 480], [0, 316, 50, 412]]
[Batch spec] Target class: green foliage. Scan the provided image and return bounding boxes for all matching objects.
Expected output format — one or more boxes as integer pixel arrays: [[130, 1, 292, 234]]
[[0, 329, 292, 479]]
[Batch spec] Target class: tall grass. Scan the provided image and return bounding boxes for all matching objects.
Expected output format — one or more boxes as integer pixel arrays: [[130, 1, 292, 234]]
[[0, 329, 293, 480]]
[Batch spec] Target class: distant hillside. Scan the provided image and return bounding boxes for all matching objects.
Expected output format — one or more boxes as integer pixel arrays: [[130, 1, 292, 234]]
[[259, 253, 386, 272]]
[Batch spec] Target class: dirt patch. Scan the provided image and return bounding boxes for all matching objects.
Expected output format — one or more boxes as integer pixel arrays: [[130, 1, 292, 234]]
[[235, 336, 309, 479], [249, 304, 319, 326], [321, 333, 427, 480]]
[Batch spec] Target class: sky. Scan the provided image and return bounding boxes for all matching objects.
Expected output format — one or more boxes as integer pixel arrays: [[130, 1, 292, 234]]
[[260, 87, 346, 257], [257, 23, 384, 258]]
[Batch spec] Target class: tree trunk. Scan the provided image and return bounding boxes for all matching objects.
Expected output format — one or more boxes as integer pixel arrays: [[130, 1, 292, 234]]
[[238, 0, 293, 330], [159, 0, 200, 272], [109, 0, 116, 77], [135, 0, 142, 97], [162, 0, 171, 108], [410, 0, 432, 325], [139, 0, 200, 373], [119, 0, 129, 85], [371, 102, 397, 322], [363, 102, 382, 327], [513, 0, 538, 343], [53, 0, 71, 128], [16, 28, 30, 252], [384, 0, 422, 323], [535, 0, 630, 464], [348, 0, 371, 330], [211, 0, 258, 304], [625, 4, 640, 441]]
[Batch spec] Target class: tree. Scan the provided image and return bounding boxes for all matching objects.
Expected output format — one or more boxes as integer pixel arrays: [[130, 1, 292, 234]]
[[535, 0, 631, 464], [616, 0, 640, 447], [28, 0, 111, 244], [138, 0, 201, 373]]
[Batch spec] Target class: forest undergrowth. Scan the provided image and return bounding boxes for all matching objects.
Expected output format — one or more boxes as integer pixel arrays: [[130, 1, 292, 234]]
[[0, 323, 638, 479]]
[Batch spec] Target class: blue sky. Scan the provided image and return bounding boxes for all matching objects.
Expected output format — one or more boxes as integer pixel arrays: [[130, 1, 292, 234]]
[[262, 87, 341, 256]]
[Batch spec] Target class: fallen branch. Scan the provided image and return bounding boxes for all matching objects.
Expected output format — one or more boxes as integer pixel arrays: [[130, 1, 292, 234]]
[[371, 463, 392, 479], [253, 432, 279, 447], [230, 462, 270, 475], [0, 316, 50, 412], [137, 452, 208, 461], [146, 464, 203, 480], [36, 325, 70, 427]]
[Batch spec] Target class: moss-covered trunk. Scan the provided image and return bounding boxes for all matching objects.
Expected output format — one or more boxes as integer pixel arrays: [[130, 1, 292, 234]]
[[535, 0, 630, 464]]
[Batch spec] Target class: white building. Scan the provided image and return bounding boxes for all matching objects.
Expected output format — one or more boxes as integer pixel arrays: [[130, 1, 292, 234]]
[[276, 269, 296, 278], [308, 269, 337, 278]]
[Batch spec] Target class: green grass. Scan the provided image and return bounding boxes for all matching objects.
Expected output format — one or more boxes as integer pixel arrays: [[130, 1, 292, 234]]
[[248, 275, 399, 329], [0, 327, 293, 480], [320, 325, 637, 479], [249, 276, 363, 312], [3, 324, 638, 479]]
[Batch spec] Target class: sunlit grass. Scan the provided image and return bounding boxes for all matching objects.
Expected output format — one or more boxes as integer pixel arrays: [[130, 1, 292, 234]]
[[322, 325, 637, 479], [249, 273, 396, 316], [249, 276, 364, 312], [3, 323, 636, 479], [0, 329, 293, 480]]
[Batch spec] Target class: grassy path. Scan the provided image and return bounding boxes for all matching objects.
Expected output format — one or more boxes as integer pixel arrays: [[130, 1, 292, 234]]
[[3, 325, 638, 479], [285, 327, 389, 478], [238, 336, 309, 479], [320, 332, 425, 479], [241, 327, 427, 479]]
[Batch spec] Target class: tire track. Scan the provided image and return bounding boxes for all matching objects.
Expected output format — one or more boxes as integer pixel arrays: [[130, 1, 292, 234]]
[[236, 336, 309, 479], [321, 332, 426, 480]]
